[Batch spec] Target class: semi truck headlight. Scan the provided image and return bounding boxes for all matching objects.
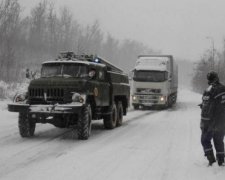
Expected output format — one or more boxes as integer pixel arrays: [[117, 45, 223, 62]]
[[72, 93, 86, 103], [13, 93, 27, 103], [132, 95, 137, 101], [159, 96, 165, 102]]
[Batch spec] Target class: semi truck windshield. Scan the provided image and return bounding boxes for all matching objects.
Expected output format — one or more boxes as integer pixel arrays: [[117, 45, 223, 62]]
[[133, 70, 168, 82]]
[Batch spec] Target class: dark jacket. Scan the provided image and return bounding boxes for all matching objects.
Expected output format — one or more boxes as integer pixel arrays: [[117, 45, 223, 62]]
[[200, 82, 225, 132]]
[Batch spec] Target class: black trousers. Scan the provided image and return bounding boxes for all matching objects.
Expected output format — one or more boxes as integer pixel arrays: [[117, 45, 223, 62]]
[[201, 129, 225, 159]]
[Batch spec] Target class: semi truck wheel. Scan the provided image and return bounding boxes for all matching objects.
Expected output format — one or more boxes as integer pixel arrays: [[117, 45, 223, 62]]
[[77, 104, 92, 140], [116, 101, 123, 127], [18, 113, 36, 137], [103, 103, 117, 129], [133, 105, 139, 110]]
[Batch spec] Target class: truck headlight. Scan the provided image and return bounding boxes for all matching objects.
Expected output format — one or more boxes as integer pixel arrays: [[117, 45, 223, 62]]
[[72, 93, 86, 103], [13, 93, 27, 103], [159, 96, 165, 102], [132, 95, 137, 101]]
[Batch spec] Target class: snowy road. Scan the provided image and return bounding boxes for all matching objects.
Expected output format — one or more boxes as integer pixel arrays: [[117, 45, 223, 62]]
[[0, 89, 225, 180]]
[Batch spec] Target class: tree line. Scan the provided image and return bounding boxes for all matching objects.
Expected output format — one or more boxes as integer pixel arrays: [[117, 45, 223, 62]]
[[0, 0, 155, 82], [192, 40, 225, 93]]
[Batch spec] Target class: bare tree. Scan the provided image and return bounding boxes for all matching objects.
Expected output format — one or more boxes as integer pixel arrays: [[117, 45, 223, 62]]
[[79, 21, 103, 54], [0, 0, 21, 82], [28, 0, 47, 55], [58, 6, 73, 51], [101, 33, 119, 63], [46, 2, 58, 55], [0, 0, 158, 83]]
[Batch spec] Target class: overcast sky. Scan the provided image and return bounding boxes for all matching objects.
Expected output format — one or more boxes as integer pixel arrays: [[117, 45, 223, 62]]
[[20, 0, 225, 61]]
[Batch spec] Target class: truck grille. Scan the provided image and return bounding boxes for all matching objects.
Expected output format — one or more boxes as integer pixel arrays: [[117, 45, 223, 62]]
[[136, 94, 159, 104], [136, 88, 161, 94], [29, 88, 65, 104]]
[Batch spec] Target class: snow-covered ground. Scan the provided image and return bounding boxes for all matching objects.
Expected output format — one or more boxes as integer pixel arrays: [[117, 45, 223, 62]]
[[0, 88, 225, 180]]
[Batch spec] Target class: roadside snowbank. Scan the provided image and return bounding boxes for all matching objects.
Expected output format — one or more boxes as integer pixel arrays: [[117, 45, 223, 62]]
[[0, 81, 29, 100]]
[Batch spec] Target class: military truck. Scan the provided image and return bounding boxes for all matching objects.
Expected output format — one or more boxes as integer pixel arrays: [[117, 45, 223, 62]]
[[8, 52, 130, 140]]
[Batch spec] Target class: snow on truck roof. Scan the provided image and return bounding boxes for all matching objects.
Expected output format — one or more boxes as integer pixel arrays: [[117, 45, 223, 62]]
[[42, 59, 106, 67], [134, 56, 171, 71], [135, 65, 168, 71], [42, 52, 123, 73]]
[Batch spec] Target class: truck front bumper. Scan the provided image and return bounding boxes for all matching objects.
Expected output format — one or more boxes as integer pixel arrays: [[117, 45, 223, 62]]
[[131, 94, 167, 106], [8, 103, 84, 114]]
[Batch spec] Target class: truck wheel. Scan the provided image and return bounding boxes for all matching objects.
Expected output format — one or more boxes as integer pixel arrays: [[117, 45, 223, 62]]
[[167, 95, 173, 108], [18, 113, 36, 137], [103, 103, 117, 129], [77, 104, 92, 140], [116, 101, 123, 127], [133, 105, 139, 110], [173, 93, 177, 104]]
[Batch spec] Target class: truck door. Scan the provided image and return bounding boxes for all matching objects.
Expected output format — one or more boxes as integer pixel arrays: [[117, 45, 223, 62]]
[[97, 68, 110, 106]]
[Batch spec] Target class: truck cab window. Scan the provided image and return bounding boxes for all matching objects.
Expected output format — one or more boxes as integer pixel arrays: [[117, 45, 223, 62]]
[[41, 63, 87, 78]]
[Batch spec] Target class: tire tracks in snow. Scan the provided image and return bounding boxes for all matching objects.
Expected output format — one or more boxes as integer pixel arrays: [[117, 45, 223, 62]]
[[0, 128, 74, 178], [74, 110, 163, 180], [0, 109, 158, 178]]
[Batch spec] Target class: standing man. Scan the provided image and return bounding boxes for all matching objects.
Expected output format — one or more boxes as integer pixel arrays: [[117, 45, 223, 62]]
[[200, 71, 225, 166]]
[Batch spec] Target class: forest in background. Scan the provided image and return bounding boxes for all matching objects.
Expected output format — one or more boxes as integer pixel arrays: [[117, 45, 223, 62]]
[[0, 0, 201, 99], [192, 41, 225, 93], [0, 0, 157, 83]]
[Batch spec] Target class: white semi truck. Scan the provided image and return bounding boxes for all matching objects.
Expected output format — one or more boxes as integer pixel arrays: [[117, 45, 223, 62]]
[[131, 55, 178, 109]]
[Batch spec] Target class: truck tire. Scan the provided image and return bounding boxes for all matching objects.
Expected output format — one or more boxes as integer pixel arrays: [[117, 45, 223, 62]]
[[77, 104, 92, 140], [133, 105, 139, 110], [167, 95, 174, 108], [116, 101, 123, 127], [173, 93, 177, 104], [18, 113, 36, 137], [103, 103, 117, 129]]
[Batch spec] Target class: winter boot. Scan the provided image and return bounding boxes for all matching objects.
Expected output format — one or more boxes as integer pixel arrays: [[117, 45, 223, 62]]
[[206, 151, 216, 166], [216, 154, 225, 166], [218, 162, 225, 166]]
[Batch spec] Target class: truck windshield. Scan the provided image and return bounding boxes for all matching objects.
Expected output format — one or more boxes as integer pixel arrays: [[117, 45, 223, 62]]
[[41, 63, 88, 78], [133, 70, 168, 82]]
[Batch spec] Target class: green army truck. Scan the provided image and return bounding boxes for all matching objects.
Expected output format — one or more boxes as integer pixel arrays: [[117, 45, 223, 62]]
[[8, 52, 130, 140]]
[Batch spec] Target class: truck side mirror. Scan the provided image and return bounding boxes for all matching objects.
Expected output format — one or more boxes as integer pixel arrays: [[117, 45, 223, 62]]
[[128, 69, 134, 80], [168, 74, 172, 81]]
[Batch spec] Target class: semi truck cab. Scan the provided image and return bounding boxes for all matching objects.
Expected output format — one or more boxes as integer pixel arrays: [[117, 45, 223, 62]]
[[131, 55, 178, 109]]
